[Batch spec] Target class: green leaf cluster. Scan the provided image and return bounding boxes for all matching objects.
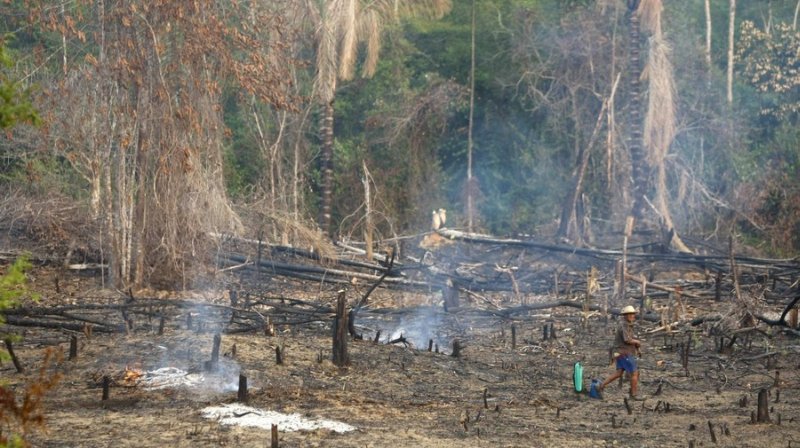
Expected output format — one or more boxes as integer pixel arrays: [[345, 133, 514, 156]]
[[0, 256, 37, 363], [0, 38, 39, 129]]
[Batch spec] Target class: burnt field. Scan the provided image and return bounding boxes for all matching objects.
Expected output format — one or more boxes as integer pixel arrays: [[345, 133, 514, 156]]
[[2, 233, 800, 448]]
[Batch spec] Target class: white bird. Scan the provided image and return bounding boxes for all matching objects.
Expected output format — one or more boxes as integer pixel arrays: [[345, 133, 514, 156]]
[[437, 208, 447, 228], [431, 210, 441, 230]]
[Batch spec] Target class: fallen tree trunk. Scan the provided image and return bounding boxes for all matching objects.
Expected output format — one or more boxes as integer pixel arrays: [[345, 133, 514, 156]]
[[624, 273, 702, 299], [223, 253, 423, 287], [4, 315, 116, 333], [454, 299, 661, 322], [436, 229, 800, 274]]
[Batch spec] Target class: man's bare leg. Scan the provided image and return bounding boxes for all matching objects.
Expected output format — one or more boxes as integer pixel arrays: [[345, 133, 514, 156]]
[[630, 370, 640, 397], [600, 369, 623, 391]]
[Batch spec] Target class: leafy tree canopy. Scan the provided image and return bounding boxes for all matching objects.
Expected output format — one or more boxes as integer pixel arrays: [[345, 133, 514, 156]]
[[0, 38, 39, 129]]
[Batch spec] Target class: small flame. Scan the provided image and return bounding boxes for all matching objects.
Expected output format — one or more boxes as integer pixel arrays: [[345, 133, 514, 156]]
[[124, 366, 144, 385]]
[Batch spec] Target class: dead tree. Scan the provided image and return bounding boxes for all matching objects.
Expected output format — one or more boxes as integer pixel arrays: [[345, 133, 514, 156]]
[[332, 290, 350, 367]]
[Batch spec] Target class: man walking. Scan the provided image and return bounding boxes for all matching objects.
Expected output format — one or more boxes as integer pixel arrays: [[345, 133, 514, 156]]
[[599, 305, 643, 400]]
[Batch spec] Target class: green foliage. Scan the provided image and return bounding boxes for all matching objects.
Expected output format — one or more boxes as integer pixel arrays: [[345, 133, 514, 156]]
[[0, 256, 35, 320], [736, 20, 800, 122], [0, 38, 39, 129], [0, 257, 54, 448], [1, 257, 38, 361], [222, 93, 266, 199]]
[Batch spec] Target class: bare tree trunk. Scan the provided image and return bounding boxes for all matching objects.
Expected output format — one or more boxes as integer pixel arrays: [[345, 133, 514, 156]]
[[61, 2, 68, 75], [320, 101, 334, 236], [794, 0, 799, 30], [705, 0, 713, 75], [727, 0, 736, 105], [362, 161, 373, 261], [766, 1, 773, 33], [133, 123, 149, 287], [113, 111, 136, 287], [655, 164, 691, 253], [274, 111, 289, 245], [332, 290, 350, 367], [465, 0, 476, 232]]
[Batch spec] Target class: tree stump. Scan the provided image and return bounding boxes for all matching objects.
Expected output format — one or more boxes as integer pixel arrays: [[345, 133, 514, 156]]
[[451, 339, 462, 358], [102, 375, 110, 401], [69, 334, 78, 360], [332, 290, 350, 367], [511, 324, 517, 349], [442, 279, 459, 312], [210, 333, 221, 366], [707, 421, 716, 444], [756, 388, 770, 423], [238, 374, 248, 402], [229, 289, 238, 307]]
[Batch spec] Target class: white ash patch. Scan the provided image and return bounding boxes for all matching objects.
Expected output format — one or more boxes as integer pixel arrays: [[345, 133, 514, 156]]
[[202, 403, 356, 433]]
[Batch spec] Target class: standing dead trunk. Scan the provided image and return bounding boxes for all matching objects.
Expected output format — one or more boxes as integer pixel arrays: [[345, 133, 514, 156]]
[[756, 388, 770, 422], [319, 101, 335, 237], [705, 0, 713, 76], [332, 290, 350, 367], [363, 161, 373, 260], [727, 0, 736, 105], [465, 0, 477, 232]]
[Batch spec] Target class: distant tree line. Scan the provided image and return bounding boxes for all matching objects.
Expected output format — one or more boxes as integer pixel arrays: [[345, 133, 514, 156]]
[[0, 0, 797, 289]]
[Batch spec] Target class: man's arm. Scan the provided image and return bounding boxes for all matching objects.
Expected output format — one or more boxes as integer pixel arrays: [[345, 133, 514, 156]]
[[622, 324, 641, 348]]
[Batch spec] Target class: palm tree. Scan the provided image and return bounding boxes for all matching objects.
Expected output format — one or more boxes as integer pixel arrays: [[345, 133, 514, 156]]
[[627, 0, 646, 226], [312, 0, 452, 236]]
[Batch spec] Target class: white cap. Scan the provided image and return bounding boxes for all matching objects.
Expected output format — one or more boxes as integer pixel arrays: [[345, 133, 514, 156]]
[[620, 305, 637, 315]]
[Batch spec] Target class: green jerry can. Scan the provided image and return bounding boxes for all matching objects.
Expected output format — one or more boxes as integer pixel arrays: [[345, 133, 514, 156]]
[[573, 361, 583, 393]]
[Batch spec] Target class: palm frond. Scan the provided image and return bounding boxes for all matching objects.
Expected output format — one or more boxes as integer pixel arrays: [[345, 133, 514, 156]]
[[338, 0, 359, 80], [643, 33, 675, 165], [361, 9, 382, 78], [637, 0, 663, 35]]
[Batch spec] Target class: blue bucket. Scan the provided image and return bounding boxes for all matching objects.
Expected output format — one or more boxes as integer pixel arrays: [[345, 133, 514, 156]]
[[589, 379, 602, 399]]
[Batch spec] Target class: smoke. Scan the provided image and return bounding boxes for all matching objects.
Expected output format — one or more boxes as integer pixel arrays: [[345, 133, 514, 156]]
[[141, 332, 243, 395], [361, 305, 446, 350], [135, 303, 244, 395]]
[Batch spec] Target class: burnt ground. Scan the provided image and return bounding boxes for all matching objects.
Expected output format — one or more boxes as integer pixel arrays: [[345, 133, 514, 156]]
[[2, 262, 800, 448]]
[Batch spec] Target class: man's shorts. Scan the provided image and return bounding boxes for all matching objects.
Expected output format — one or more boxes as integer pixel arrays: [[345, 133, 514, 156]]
[[615, 354, 638, 373]]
